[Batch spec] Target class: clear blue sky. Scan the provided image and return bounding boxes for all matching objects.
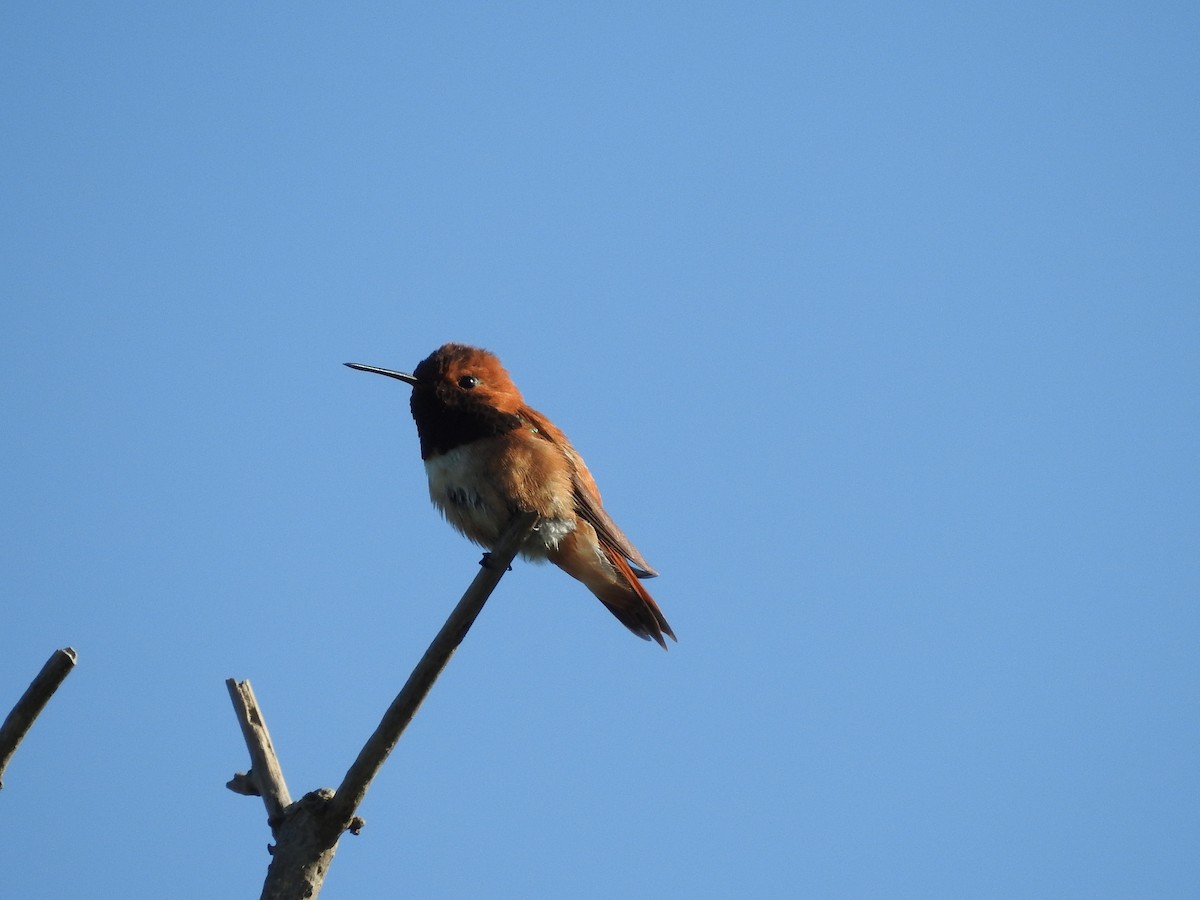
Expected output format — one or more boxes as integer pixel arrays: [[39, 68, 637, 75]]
[[3, 3, 1196, 897]]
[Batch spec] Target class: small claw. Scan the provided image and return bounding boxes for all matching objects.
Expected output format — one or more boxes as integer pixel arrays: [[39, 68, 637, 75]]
[[479, 552, 512, 572]]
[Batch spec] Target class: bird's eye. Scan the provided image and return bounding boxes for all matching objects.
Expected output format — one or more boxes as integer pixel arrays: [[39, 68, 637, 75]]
[[457, 375, 480, 390]]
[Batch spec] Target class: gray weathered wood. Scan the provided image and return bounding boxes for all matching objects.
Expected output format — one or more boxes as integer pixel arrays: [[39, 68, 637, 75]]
[[228, 511, 539, 899], [226, 679, 292, 827], [326, 509, 540, 834]]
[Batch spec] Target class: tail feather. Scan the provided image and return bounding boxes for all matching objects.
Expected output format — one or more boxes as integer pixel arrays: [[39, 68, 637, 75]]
[[549, 527, 677, 649], [596, 547, 677, 649]]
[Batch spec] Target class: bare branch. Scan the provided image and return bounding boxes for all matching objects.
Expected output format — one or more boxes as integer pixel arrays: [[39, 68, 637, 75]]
[[325, 509, 539, 836], [0, 647, 77, 790], [226, 679, 292, 829], [228, 510, 540, 899]]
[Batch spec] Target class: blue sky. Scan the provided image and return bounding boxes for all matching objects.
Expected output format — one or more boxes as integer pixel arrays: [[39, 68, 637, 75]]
[[3, 2, 1197, 897]]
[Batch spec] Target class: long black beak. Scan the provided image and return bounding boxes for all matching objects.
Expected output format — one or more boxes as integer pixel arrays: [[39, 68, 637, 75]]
[[344, 362, 419, 386]]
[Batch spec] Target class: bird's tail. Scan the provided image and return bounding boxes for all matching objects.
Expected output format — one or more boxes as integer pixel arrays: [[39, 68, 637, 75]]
[[598, 546, 677, 649], [551, 529, 676, 649]]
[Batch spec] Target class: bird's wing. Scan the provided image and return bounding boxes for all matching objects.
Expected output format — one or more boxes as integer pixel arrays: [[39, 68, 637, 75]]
[[519, 405, 659, 578]]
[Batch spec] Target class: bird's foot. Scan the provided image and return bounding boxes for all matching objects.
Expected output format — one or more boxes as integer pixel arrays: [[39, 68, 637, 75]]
[[479, 552, 513, 572]]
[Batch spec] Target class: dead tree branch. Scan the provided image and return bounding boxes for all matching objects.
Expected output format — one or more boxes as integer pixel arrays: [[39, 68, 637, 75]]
[[326, 509, 540, 830], [226, 679, 292, 827], [228, 510, 539, 900], [0, 647, 78, 790]]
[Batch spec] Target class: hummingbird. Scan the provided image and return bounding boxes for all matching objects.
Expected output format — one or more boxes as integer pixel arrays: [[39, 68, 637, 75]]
[[346, 343, 676, 649]]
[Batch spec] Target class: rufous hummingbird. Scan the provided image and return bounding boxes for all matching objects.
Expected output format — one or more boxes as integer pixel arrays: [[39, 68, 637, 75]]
[[346, 343, 675, 649]]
